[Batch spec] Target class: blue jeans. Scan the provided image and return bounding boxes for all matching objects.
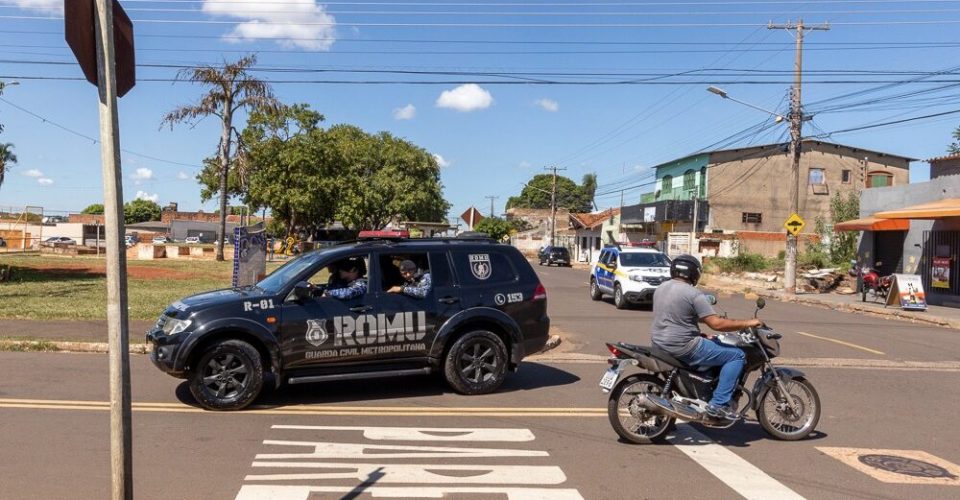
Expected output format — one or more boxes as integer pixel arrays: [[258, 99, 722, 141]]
[[679, 337, 745, 407]]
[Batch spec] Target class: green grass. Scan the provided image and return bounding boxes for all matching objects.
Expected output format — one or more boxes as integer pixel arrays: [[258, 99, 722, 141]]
[[0, 339, 61, 352], [0, 255, 283, 321]]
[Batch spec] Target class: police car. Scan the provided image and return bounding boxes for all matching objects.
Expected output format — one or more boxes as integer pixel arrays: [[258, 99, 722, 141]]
[[589, 245, 672, 309], [146, 233, 550, 410]]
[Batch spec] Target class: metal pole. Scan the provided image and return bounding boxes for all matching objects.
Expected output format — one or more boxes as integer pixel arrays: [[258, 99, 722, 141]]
[[691, 191, 699, 255], [94, 1, 133, 498], [550, 171, 557, 247]]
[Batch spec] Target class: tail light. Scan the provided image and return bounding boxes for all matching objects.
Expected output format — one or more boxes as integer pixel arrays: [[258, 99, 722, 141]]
[[607, 344, 622, 357], [533, 283, 547, 301]]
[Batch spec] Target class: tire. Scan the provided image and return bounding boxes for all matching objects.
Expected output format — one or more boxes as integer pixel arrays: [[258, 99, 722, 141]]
[[443, 330, 508, 395], [608, 374, 675, 444], [757, 377, 821, 441], [589, 278, 603, 300], [188, 339, 264, 411], [614, 283, 628, 309]]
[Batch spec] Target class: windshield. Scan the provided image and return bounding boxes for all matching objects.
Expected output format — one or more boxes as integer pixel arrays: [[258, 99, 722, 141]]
[[619, 252, 671, 268], [255, 251, 324, 293]]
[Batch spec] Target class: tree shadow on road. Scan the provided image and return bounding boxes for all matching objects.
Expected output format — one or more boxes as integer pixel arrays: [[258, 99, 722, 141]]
[[174, 362, 580, 409]]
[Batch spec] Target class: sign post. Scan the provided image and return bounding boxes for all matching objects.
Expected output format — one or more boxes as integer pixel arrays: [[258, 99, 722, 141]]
[[65, 1, 136, 498]]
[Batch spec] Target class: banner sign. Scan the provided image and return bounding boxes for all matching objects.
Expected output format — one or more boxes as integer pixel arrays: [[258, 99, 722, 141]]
[[932, 257, 951, 289], [885, 274, 927, 311], [232, 223, 267, 288]]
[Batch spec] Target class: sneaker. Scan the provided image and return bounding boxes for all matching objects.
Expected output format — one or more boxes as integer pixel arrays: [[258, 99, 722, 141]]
[[705, 403, 736, 420]]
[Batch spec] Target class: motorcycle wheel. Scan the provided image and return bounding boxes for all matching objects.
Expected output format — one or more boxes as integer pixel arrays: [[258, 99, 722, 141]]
[[757, 378, 821, 441], [608, 374, 675, 444]]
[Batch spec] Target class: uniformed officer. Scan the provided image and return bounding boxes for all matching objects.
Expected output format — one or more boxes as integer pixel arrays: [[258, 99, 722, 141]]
[[387, 260, 432, 299], [324, 256, 368, 300]]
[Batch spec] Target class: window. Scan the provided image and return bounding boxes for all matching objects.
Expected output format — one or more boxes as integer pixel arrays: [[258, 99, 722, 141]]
[[808, 168, 825, 185], [619, 252, 671, 267], [742, 212, 762, 224], [842, 170, 852, 183], [378, 252, 430, 291], [683, 169, 696, 191], [661, 175, 673, 192], [867, 172, 893, 188], [305, 253, 370, 297]]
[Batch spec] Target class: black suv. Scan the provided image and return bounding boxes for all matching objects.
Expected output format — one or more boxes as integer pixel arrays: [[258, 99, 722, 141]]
[[538, 245, 571, 267], [146, 237, 550, 410]]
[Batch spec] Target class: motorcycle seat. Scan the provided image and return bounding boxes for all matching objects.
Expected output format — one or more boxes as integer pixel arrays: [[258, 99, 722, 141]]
[[649, 344, 690, 369], [616, 342, 652, 356]]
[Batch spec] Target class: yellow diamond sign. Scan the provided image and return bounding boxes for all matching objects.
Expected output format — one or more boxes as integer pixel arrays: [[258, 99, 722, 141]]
[[784, 213, 805, 236]]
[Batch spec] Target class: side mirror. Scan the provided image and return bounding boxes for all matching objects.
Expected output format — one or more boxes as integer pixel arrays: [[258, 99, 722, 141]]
[[756, 298, 766, 309], [705, 294, 718, 305], [288, 281, 313, 302]]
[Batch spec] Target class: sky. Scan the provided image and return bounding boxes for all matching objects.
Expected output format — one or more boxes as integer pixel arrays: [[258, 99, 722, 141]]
[[1, 0, 960, 225]]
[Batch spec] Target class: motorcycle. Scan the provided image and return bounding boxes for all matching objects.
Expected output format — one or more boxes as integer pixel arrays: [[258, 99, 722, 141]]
[[850, 260, 892, 303], [599, 297, 821, 444]]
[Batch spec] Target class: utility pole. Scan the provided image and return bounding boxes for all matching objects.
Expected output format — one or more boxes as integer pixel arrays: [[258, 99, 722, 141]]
[[485, 195, 499, 218], [545, 166, 566, 247], [768, 19, 829, 295]]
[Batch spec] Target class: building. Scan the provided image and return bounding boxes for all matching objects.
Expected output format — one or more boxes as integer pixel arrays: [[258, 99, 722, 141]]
[[629, 140, 914, 257], [568, 208, 620, 263]]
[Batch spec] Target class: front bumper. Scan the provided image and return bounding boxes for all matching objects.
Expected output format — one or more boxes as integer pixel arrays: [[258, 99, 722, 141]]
[[623, 288, 656, 303], [145, 328, 188, 378]]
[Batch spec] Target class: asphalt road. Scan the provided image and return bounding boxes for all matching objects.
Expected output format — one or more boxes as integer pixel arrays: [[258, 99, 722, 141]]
[[2, 264, 959, 499]]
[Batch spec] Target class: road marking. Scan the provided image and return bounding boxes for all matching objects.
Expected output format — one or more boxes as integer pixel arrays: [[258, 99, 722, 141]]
[[0, 398, 606, 417], [795, 331, 886, 355], [237, 425, 584, 499], [669, 424, 806, 500], [818, 447, 960, 486]]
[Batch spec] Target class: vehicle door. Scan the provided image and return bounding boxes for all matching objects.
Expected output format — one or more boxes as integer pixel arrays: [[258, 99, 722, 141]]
[[597, 250, 617, 292], [367, 250, 459, 361], [277, 252, 380, 370], [452, 248, 525, 312]]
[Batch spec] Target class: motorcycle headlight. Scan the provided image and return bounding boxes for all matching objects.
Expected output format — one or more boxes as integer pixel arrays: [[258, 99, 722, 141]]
[[161, 317, 191, 336]]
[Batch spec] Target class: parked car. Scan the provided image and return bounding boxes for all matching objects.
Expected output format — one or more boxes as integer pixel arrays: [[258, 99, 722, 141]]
[[538, 246, 571, 267], [146, 235, 550, 410], [589, 245, 672, 309], [44, 236, 77, 245], [152, 236, 169, 245], [184, 236, 201, 244]]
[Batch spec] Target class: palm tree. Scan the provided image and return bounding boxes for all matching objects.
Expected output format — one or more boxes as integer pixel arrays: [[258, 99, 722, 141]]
[[162, 55, 278, 261], [0, 143, 16, 192]]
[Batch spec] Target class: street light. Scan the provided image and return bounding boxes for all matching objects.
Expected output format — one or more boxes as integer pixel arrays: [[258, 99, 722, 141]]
[[707, 86, 785, 123], [707, 85, 802, 294]]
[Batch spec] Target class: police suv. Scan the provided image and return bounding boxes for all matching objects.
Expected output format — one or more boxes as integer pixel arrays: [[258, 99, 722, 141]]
[[589, 245, 672, 309], [146, 234, 550, 410]]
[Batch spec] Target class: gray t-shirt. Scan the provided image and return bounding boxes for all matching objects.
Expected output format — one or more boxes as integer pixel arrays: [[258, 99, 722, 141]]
[[651, 279, 717, 357]]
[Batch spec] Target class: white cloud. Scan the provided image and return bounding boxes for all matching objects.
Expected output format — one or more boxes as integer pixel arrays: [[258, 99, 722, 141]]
[[202, 0, 337, 50], [535, 98, 559, 112], [393, 104, 416, 120], [433, 154, 451, 168], [131, 167, 154, 184], [177, 171, 191, 180], [136, 191, 160, 203], [518, 161, 532, 169], [37, 178, 53, 186], [436, 84, 493, 112], [1, 1, 62, 15], [22, 168, 43, 178]]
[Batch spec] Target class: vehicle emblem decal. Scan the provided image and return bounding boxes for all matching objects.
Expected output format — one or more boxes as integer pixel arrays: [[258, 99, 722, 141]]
[[305, 319, 329, 347], [469, 254, 492, 280]]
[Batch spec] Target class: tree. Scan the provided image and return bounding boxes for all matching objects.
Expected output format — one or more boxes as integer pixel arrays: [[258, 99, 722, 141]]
[[581, 173, 597, 210], [333, 128, 451, 230], [949, 125, 960, 155], [0, 143, 15, 192], [505, 173, 593, 212], [81, 204, 105, 214], [162, 54, 278, 261], [474, 217, 513, 241], [814, 190, 860, 265], [124, 199, 161, 224]]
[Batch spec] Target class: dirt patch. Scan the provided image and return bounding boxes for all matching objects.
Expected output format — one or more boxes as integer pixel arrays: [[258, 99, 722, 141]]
[[17, 262, 200, 280]]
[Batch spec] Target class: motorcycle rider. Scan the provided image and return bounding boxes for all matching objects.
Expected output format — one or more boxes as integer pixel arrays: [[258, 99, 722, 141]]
[[651, 254, 763, 419]]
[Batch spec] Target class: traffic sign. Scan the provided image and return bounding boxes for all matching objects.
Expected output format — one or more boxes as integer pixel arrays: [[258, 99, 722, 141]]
[[460, 207, 485, 228], [784, 213, 805, 236], [65, 0, 136, 97]]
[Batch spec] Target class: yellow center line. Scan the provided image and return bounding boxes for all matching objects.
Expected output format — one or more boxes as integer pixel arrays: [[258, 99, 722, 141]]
[[796, 331, 886, 356], [0, 398, 606, 417]]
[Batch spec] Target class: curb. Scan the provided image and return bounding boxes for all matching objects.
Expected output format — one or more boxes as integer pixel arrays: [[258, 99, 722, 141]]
[[707, 276, 957, 330], [0, 339, 150, 354]]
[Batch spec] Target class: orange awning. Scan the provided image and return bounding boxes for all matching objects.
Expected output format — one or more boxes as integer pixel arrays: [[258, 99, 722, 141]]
[[834, 216, 909, 232], [873, 198, 960, 219]]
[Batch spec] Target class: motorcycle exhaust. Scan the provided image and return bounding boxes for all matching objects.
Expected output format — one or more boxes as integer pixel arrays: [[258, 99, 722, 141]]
[[639, 393, 700, 421]]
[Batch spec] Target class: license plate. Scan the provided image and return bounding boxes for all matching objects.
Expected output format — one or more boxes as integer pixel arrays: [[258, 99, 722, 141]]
[[599, 367, 621, 390]]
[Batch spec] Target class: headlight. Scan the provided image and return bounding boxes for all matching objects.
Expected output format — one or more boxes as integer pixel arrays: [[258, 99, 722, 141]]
[[161, 317, 191, 336], [629, 274, 645, 282]]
